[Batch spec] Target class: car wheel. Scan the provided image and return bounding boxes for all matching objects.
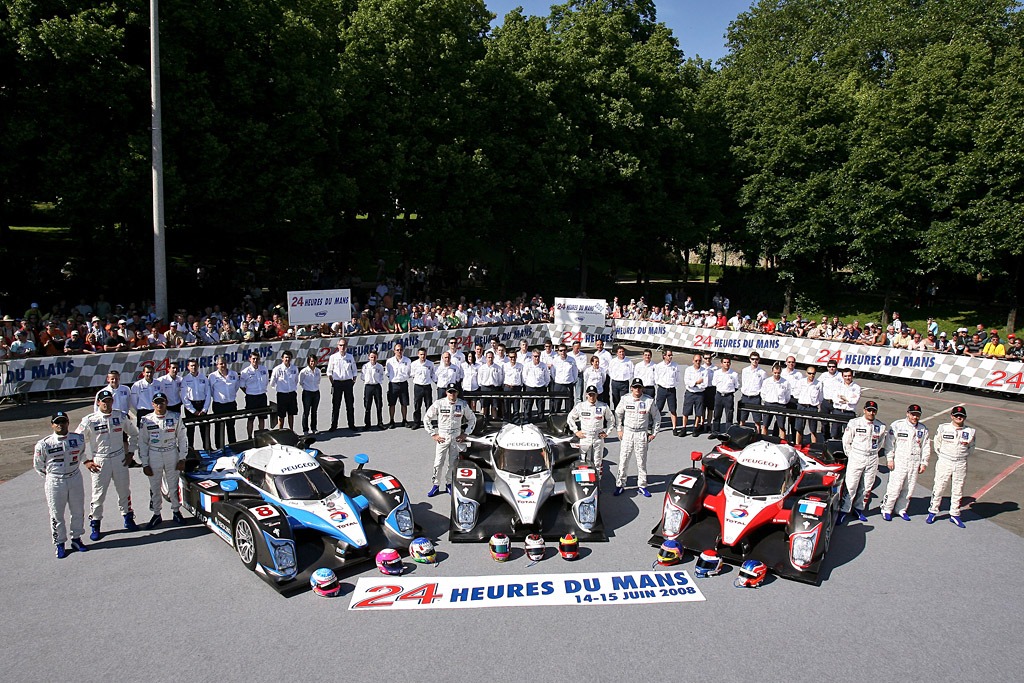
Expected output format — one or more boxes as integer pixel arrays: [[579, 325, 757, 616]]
[[234, 516, 258, 571]]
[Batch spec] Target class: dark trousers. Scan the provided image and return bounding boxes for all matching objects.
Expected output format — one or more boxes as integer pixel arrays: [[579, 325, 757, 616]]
[[524, 386, 546, 420], [363, 384, 383, 427], [553, 382, 573, 413], [212, 401, 237, 448], [186, 399, 211, 452], [331, 378, 355, 429], [503, 385, 522, 419], [713, 392, 735, 432], [480, 385, 502, 416], [302, 389, 320, 432], [738, 395, 761, 425], [831, 408, 855, 439], [642, 385, 655, 398], [413, 384, 432, 424], [135, 408, 153, 428], [610, 380, 629, 410], [794, 404, 819, 436]]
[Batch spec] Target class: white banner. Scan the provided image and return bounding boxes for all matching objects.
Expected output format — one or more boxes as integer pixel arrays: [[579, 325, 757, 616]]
[[287, 289, 352, 326], [554, 298, 608, 326], [348, 569, 704, 610]]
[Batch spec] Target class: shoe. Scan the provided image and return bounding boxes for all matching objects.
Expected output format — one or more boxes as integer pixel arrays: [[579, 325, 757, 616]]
[[146, 514, 162, 530], [389, 421, 396, 430], [55, 544, 67, 559], [836, 512, 847, 525], [427, 485, 440, 497], [401, 420, 408, 428], [89, 520, 102, 541], [330, 424, 338, 432], [854, 508, 867, 522], [950, 515, 965, 528], [172, 511, 186, 524], [71, 538, 89, 552], [446, 484, 452, 495], [900, 512, 911, 521], [638, 487, 651, 498], [925, 513, 937, 524], [672, 428, 680, 436], [882, 512, 892, 521], [123, 513, 139, 532], [613, 486, 625, 496]]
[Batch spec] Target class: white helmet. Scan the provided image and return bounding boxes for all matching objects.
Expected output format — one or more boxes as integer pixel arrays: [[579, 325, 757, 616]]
[[525, 534, 545, 562]]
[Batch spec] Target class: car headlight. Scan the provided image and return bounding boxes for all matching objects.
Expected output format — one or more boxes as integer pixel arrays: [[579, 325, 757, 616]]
[[456, 501, 477, 527], [270, 539, 296, 573], [395, 506, 413, 534], [663, 503, 685, 537], [790, 526, 820, 567], [577, 501, 597, 526]]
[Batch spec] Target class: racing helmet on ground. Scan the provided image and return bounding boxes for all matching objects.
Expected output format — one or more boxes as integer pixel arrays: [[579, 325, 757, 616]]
[[375, 548, 404, 575], [310, 568, 341, 597], [656, 540, 683, 566], [734, 559, 767, 588], [489, 533, 511, 562], [559, 532, 579, 560], [525, 534, 546, 562], [409, 537, 437, 564], [694, 549, 723, 578]]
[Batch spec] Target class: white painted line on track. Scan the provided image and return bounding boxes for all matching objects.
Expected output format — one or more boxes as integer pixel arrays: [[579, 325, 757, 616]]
[[975, 447, 1021, 459], [0, 434, 41, 441], [921, 408, 954, 422]]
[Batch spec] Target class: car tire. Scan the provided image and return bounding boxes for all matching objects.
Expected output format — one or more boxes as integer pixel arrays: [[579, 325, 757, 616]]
[[233, 516, 258, 571]]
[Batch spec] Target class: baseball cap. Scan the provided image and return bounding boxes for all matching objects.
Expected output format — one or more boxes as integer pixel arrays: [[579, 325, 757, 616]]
[[586, 385, 599, 395], [51, 411, 69, 423], [631, 378, 644, 388], [939, 332, 947, 337], [152, 392, 168, 403], [991, 329, 999, 334], [445, 382, 460, 393], [951, 406, 967, 418], [118, 319, 127, 325], [71, 330, 80, 336], [907, 404, 922, 415], [864, 400, 878, 411], [97, 389, 113, 401]]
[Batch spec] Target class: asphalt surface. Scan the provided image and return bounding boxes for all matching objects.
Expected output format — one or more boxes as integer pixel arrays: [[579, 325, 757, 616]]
[[1, 360, 1022, 681]]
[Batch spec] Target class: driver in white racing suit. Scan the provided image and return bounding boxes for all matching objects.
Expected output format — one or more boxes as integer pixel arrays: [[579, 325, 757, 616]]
[[927, 405, 976, 528], [614, 378, 660, 498], [567, 384, 617, 484], [880, 404, 930, 521], [79, 389, 139, 539], [424, 383, 477, 498], [34, 412, 89, 557], [840, 400, 886, 523], [139, 392, 188, 528]]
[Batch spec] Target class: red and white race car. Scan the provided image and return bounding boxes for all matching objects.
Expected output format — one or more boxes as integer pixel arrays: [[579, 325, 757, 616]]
[[650, 426, 847, 584]]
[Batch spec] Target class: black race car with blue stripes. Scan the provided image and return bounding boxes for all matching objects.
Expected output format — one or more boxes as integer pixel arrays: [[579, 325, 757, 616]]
[[179, 428, 416, 591]]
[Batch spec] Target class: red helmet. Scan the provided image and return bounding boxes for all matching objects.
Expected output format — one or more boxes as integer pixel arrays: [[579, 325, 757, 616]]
[[559, 532, 579, 560]]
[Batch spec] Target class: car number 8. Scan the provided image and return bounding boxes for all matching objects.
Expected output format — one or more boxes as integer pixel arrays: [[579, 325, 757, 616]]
[[253, 505, 278, 519]]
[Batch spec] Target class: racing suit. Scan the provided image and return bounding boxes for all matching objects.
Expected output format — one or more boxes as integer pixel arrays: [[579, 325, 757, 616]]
[[840, 415, 887, 513], [929, 422, 976, 517], [33, 431, 86, 544], [881, 419, 930, 516], [614, 394, 660, 488], [567, 399, 617, 480], [139, 411, 187, 515], [424, 397, 476, 487], [78, 410, 138, 521]]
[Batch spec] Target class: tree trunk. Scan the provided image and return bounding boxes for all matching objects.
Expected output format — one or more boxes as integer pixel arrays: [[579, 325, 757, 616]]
[[1008, 255, 1023, 335], [782, 279, 793, 317], [881, 288, 891, 329], [702, 236, 713, 308], [683, 248, 690, 282]]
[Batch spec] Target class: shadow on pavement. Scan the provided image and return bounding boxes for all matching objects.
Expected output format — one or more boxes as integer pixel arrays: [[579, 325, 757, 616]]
[[968, 500, 1020, 520], [92, 523, 208, 549], [817, 521, 870, 582]]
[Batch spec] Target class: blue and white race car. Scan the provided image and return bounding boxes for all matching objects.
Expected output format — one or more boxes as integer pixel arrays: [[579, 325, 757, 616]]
[[179, 429, 416, 590]]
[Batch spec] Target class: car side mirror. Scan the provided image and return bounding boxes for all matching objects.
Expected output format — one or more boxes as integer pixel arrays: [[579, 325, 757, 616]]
[[355, 453, 369, 470], [691, 450, 703, 462]]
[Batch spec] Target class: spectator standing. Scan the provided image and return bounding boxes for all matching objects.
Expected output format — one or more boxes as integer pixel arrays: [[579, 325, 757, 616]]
[[982, 332, 1005, 358]]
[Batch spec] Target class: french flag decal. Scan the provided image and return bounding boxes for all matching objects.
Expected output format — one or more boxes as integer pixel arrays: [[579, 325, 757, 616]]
[[374, 476, 400, 491], [574, 469, 596, 483], [799, 500, 826, 515]]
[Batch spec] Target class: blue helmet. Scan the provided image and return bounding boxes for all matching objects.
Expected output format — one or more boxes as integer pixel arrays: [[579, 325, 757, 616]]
[[694, 549, 723, 578], [734, 559, 767, 588], [656, 540, 683, 566], [310, 568, 340, 597]]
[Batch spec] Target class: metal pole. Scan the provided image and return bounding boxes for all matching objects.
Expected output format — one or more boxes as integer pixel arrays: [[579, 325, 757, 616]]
[[151, 0, 168, 321]]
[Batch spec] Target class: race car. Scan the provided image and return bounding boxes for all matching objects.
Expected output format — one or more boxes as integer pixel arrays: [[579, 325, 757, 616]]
[[448, 415, 606, 542], [649, 426, 846, 584], [179, 429, 416, 590]]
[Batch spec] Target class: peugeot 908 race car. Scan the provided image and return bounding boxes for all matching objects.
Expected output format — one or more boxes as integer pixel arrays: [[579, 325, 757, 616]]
[[179, 429, 415, 589], [650, 426, 846, 584], [449, 416, 606, 542]]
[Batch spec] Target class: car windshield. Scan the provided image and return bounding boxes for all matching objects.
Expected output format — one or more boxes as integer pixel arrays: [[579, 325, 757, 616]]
[[270, 467, 337, 500], [728, 464, 789, 498], [494, 447, 550, 476]]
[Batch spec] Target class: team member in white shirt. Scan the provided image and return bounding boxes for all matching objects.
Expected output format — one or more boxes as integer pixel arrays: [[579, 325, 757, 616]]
[[269, 351, 300, 430], [568, 340, 589, 402], [503, 350, 525, 418], [818, 360, 842, 438], [711, 357, 741, 432], [386, 343, 412, 428], [550, 345, 579, 414], [738, 352, 767, 429], [681, 353, 709, 436], [792, 365, 823, 446], [522, 349, 551, 420], [410, 348, 437, 429], [155, 361, 183, 412], [326, 339, 358, 432], [633, 348, 657, 398], [447, 338, 466, 365], [299, 356, 322, 434], [95, 370, 131, 413], [240, 351, 270, 438], [759, 362, 792, 439], [130, 365, 158, 426], [435, 351, 464, 399], [654, 349, 681, 435], [361, 351, 386, 430], [582, 355, 607, 408], [779, 356, 804, 437], [181, 358, 213, 451], [460, 351, 480, 411], [209, 356, 240, 447], [608, 345, 634, 410], [831, 369, 862, 440], [477, 351, 504, 420]]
